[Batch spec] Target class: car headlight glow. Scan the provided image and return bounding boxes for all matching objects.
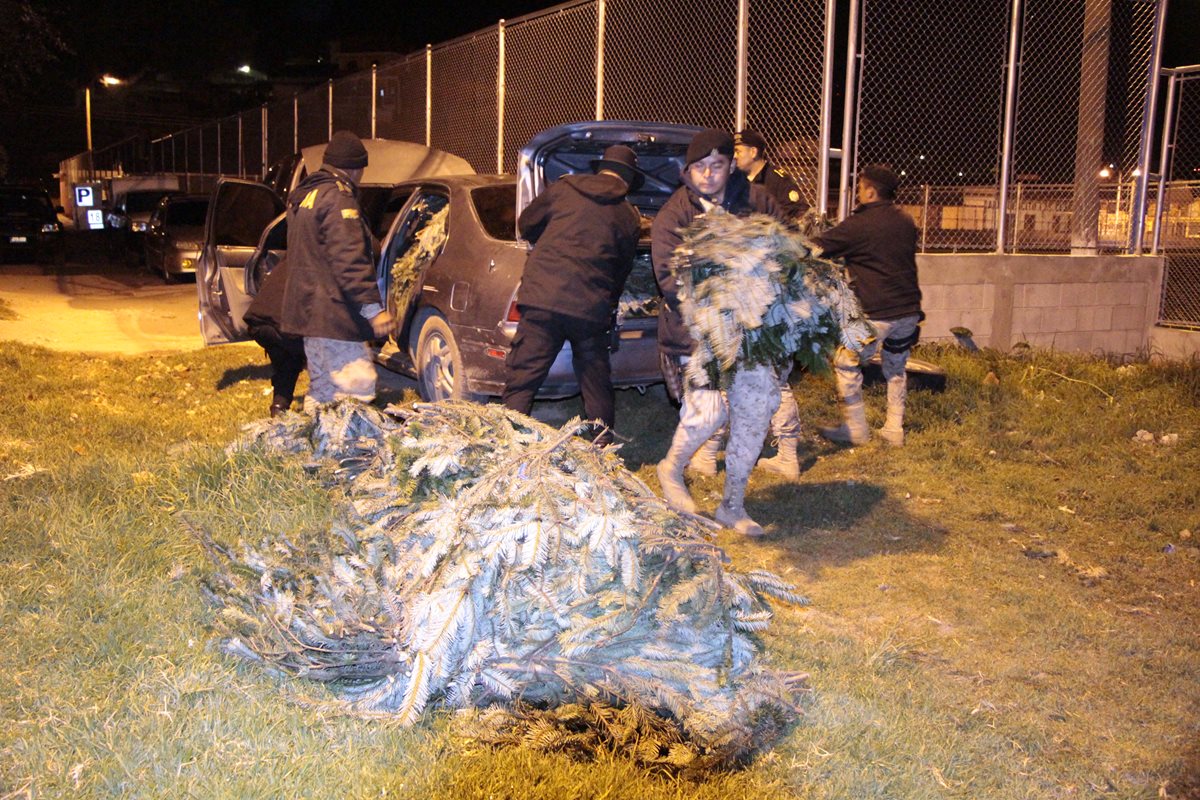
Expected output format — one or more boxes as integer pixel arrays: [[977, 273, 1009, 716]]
[[131, 221, 148, 232], [41, 223, 59, 233]]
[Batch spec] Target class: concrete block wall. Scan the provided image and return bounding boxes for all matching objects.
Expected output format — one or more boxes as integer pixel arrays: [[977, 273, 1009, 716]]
[[917, 254, 1164, 356]]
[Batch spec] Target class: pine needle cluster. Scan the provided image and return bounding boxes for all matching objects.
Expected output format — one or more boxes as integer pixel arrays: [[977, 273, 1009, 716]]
[[672, 212, 872, 389], [194, 401, 808, 766]]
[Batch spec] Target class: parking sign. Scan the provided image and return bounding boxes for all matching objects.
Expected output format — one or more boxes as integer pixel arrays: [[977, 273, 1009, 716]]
[[87, 209, 104, 230], [75, 185, 95, 207]]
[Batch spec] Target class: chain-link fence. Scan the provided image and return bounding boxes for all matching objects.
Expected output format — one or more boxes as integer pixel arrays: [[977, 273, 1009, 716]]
[[61, 0, 1164, 261], [1156, 68, 1200, 328]]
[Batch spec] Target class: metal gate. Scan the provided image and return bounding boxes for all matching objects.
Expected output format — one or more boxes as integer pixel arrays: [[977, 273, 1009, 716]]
[[1154, 66, 1200, 328]]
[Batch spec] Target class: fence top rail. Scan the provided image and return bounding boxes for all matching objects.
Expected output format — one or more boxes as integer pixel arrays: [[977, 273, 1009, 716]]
[[1164, 64, 1200, 76]]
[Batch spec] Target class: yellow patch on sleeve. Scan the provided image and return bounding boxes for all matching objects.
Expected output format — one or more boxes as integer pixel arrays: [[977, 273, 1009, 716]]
[[788, 190, 801, 202], [299, 188, 319, 209], [336, 180, 352, 194], [341, 208, 360, 220]]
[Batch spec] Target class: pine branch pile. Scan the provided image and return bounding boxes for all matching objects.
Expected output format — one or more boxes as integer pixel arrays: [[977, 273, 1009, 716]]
[[673, 212, 872, 390], [388, 202, 449, 319], [195, 401, 808, 769], [616, 253, 661, 321]]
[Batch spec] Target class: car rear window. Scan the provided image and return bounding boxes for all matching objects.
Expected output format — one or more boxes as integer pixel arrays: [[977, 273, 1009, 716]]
[[471, 185, 516, 241], [0, 191, 52, 216], [164, 199, 208, 227]]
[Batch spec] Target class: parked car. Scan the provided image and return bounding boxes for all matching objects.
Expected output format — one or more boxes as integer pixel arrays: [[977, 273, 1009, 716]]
[[143, 194, 209, 281], [0, 185, 64, 264], [107, 188, 182, 262]]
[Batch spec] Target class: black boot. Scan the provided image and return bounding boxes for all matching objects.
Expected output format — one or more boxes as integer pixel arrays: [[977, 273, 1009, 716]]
[[270, 395, 292, 417]]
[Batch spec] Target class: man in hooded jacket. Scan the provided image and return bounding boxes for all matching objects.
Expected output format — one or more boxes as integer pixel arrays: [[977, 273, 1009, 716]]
[[502, 145, 644, 444]]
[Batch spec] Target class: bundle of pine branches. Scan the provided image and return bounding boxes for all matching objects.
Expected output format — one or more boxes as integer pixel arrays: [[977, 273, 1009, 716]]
[[672, 212, 872, 389], [194, 401, 808, 769]]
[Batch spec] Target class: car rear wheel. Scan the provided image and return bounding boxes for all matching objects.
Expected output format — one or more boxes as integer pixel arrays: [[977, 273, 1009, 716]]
[[414, 313, 484, 403]]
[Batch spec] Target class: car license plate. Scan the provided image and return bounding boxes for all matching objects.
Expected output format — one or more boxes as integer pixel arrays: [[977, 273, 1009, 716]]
[[9, 236, 27, 243]]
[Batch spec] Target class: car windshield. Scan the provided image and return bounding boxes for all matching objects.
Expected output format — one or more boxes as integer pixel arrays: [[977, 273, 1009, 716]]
[[126, 191, 175, 213], [164, 199, 208, 227], [0, 192, 52, 216], [471, 185, 516, 241]]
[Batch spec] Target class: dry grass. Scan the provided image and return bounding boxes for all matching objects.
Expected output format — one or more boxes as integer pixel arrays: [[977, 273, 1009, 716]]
[[1, 340, 1197, 799]]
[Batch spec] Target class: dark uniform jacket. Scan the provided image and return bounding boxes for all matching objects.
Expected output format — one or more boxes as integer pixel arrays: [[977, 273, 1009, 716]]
[[516, 172, 641, 324], [279, 167, 382, 341], [815, 200, 922, 321], [651, 169, 780, 357], [751, 161, 809, 220]]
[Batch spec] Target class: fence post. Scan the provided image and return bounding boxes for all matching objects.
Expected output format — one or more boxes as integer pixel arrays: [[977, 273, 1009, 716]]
[[216, 122, 221, 177], [261, 104, 268, 180], [426, 45, 433, 147], [328, 79, 334, 141], [838, 0, 862, 220], [1130, 0, 1169, 254], [818, 0, 836, 216], [996, 0, 1023, 254], [238, 114, 244, 177], [735, 0, 748, 131], [497, 20, 507, 174], [921, 183, 930, 252], [595, 0, 606, 120], [293, 94, 299, 153], [1152, 69, 1179, 255], [371, 65, 378, 139], [1069, 0, 1113, 255]]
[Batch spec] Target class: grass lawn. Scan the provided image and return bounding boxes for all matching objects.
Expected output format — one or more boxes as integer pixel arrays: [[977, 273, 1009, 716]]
[[1, 340, 1197, 799]]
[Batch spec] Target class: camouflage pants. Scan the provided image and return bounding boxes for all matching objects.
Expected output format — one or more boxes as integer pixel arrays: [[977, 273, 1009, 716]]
[[303, 337, 376, 406], [833, 313, 921, 413]]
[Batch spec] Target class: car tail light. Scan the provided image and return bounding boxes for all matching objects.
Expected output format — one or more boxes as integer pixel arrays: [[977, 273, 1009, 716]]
[[505, 301, 521, 322]]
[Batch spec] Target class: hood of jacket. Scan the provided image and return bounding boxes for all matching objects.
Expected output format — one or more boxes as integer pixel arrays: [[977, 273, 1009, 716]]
[[558, 172, 630, 204]]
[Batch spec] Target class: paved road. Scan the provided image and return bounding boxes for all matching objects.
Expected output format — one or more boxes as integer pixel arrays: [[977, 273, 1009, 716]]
[[0, 232, 208, 355]]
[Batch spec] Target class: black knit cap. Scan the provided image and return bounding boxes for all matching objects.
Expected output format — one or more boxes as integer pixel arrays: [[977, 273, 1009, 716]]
[[734, 130, 768, 154], [323, 130, 369, 170], [859, 163, 900, 196], [685, 129, 735, 167]]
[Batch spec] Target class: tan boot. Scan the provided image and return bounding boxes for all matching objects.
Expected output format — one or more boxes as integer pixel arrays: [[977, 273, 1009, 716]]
[[879, 404, 905, 446], [819, 401, 869, 445], [687, 434, 721, 476], [756, 436, 800, 479], [715, 500, 765, 537], [656, 423, 709, 515]]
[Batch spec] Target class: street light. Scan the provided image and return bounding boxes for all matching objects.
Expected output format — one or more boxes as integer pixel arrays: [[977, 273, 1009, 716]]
[[85, 74, 124, 152]]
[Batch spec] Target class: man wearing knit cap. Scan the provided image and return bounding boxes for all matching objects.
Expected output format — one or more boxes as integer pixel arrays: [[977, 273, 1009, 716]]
[[734, 129, 808, 221], [814, 163, 922, 447], [652, 128, 785, 537], [280, 130, 396, 409], [503, 144, 644, 445]]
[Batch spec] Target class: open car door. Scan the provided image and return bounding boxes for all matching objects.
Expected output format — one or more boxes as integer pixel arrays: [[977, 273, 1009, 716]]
[[196, 179, 285, 345]]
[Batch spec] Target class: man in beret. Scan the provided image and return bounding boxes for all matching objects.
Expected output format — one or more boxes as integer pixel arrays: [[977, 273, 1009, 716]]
[[734, 129, 809, 221], [814, 164, 923, 447], [652, 128, 787, 538], [503, 145, 644, 445], [280, 130, 396, 409]]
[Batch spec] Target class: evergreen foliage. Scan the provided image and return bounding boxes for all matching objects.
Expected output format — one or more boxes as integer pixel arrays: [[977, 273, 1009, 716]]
[[193, 401, 808, 768], [673, 213, 872, 389]]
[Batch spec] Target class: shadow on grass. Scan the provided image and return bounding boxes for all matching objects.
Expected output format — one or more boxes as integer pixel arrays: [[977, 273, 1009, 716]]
[[748, 477, 950, 579], [217, 363, 272, 390]]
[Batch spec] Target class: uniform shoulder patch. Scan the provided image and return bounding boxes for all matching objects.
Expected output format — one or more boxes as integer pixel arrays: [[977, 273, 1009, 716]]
[[774, 168, 788, 177], [341, 208, 360, 220], [788, 190, 801, 202], [336, 180, 352, 194], [299, 188, 319, 209]]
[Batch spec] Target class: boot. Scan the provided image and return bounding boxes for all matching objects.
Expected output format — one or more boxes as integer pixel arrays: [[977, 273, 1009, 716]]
[[270, 395, 292, 417], [715, 500, 765, 538], [756, 436, 800, 479], [687, 434, 721, 476], [656, 428, 705, 515], [879, 405, 905, 447], [819, 400, 869, 445]]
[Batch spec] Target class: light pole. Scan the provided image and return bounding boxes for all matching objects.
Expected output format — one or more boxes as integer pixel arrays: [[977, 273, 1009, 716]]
[[85, 74, 124, 152]]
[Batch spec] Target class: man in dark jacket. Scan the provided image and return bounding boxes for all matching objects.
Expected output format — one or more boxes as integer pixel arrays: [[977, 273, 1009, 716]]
[[652, 128, 788, 538], [502, 145, 643, 444], [279, 131, 395, 409], [243, 256, 306, 417], [734, 130, 809, 221], [815, 163, 922, 446]]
